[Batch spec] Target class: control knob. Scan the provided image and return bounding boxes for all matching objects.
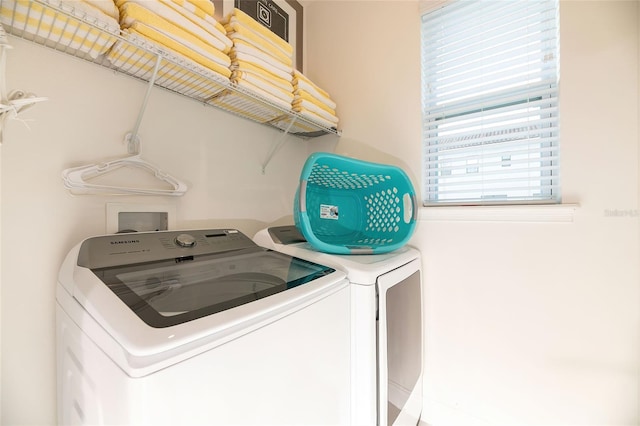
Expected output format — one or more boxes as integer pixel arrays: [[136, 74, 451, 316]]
[[175, 233, 197, 248]]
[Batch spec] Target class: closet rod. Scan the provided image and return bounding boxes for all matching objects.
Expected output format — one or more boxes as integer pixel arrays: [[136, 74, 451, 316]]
[[126, 53, 162, 154]]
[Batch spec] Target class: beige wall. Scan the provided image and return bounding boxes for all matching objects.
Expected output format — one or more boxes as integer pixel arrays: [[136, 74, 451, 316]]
[[305, 0, 639, 425]]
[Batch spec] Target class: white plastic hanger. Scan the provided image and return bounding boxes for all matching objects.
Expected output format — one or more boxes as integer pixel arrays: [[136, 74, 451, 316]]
[[62, 152, 188, 196], [61, 55, 188, 196]]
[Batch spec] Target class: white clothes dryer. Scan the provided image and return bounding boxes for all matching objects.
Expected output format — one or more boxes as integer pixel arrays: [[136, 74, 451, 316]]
[[57, 229, 351, 425], [254, 226, 423, 426]]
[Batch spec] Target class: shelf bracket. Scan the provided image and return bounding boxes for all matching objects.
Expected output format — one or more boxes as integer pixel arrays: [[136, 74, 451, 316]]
[[261, 116, 298, 174], [125, 53, 162, 154]]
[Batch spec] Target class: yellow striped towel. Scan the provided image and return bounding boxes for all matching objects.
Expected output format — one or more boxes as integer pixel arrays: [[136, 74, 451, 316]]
[[233, 38, 291, 67], [231, 65, 291, 97], [293, 99, 338, 125], [233, 59, 291, 85], [166, 0, 227, 34], [270, 115, 323, 134], [230, 48, 292, 76], [169, 0, 217, 23], [59, 1, 117, 23], [294, 80, 336, 110], [293, 70, 331, 100], [107, 33, 228, 100], [126, 22, 231, 77], [225, 29, 292, 66], [157, 0, 231, 52], [82, 0, 119, 20], [223, 8, 292, 56], [224, 20, 291, 62], [117, 1, 231, 54], [118, 8, 231, 74], [209, 90, 285, 124], [232, 71, 293, 104], [232, 69, 293, 93], [234, 79, 293, 111], [231, 40, 292, 71], [296, 108, 338, 130], [294, 90, 336, 116], [185, 0, 214, 17], [0, 0, 119, 59]]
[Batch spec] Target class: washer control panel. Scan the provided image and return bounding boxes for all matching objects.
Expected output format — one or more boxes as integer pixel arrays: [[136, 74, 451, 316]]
[[77, 229, 258, 269]]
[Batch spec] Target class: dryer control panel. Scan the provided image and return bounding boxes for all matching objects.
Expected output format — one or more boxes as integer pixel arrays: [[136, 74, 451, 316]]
[[77, 229, 257, 269]]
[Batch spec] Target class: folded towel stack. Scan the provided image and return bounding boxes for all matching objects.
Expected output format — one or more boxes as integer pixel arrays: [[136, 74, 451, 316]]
[[0, 0, 120, 59], [84, 0, 119, 20], [222, 8, 294, 111], [292, 70, 339, 130], [114, 0, 233, 79]]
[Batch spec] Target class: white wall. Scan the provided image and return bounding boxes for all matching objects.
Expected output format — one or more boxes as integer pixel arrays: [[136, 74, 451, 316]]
[[0, 36, 334, 424], [305, 1, 639, 425]]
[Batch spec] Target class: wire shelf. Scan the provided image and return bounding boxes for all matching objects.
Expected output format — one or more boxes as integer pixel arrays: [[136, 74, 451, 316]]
[[0, 0, 340, 139]]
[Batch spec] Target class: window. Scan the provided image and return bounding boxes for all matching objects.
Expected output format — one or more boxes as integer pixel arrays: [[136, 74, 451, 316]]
[[421, 0, 559, 205]]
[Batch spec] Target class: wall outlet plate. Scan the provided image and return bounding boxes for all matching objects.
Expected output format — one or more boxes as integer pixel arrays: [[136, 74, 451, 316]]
[[106, 203, 176, 234]]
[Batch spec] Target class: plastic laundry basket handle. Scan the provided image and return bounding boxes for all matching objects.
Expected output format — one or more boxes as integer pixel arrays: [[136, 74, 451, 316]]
[[298, 180, 308, 213], [406, 192, 417, 223]]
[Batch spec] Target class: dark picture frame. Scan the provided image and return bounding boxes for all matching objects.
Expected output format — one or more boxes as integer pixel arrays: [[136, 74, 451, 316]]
[[213, 0, 304, 72]]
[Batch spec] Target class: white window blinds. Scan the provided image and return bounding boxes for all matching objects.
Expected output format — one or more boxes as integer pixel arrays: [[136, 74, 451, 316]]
[[421, 0, 559, 205]]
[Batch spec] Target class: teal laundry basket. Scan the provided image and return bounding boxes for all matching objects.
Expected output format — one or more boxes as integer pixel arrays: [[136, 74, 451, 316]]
[[294, 152, 417, 255]]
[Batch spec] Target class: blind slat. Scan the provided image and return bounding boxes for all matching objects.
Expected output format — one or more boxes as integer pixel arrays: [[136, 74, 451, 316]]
[[421, 0, 559, 205], [424, 84, 558, 116], [427, 146, 559, 162], [423, 95, 558, 129]]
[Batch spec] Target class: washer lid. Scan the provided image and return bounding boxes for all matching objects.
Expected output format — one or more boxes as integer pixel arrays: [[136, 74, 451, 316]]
[[91, 247, 335, 328]]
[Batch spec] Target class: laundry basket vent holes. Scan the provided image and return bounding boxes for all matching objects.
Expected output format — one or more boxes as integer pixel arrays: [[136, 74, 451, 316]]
[[308, 163, 406, 236], [308, 164, 391, 190], [365, 188, 402, 234]]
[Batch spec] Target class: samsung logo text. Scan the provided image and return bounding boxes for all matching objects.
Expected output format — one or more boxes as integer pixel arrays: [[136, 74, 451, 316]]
[[110, 240, 140, 245]]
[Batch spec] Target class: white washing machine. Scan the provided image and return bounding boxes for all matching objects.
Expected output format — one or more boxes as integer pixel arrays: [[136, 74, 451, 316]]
[[254, 226, 423, 426], [57, 228, 351, 425]]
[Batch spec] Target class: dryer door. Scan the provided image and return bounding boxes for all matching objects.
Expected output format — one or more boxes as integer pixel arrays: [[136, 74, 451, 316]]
[[377, 258, 423, 426]]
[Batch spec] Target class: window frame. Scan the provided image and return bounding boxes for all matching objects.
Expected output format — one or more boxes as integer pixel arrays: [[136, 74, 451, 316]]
[[420, 0, 560, 207]]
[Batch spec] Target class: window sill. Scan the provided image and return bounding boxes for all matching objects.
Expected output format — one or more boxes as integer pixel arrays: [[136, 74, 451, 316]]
[[418, 203, 579, 223]]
